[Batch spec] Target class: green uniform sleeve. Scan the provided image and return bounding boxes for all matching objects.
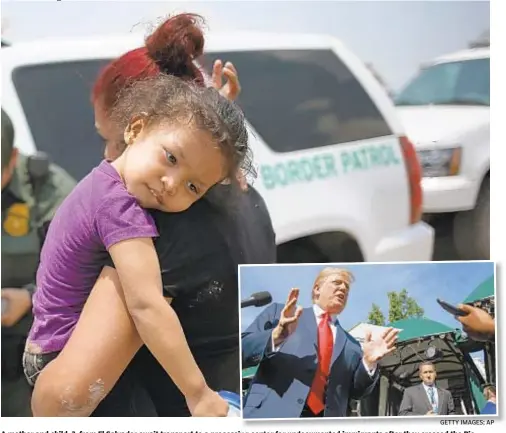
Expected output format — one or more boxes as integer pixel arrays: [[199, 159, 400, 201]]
[[21, 163, 75, 301], [36, 162, 77, 224]]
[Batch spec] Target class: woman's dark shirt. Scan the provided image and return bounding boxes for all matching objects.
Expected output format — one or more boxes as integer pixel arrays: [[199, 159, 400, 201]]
[[129, 185, 276, 415]]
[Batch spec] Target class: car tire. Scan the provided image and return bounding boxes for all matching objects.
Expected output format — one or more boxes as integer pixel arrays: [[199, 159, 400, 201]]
[[277, 238, 327, 264], [453, 177, 490, 260]]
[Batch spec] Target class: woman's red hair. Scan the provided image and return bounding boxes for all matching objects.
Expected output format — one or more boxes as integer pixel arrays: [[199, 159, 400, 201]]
[[92, 13, 206, 113]]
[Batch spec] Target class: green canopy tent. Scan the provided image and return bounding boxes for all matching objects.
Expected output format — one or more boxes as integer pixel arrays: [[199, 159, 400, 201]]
[[391, 317, 456, 343], [463, 276, 494, 304], [379, 318, 465, 393], [358, 317, 485, 416]]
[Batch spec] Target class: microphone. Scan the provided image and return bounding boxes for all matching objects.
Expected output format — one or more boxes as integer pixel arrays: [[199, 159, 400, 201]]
[[241, 291, 272, 308]]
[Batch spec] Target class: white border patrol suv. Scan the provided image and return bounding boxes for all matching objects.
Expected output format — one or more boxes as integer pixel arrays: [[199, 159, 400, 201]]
[[395, 47, 490, 260], [1, 32, 434, 263]]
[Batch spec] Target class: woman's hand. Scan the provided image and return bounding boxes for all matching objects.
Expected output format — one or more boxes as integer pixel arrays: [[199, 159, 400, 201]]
[[212, 60, 241, 101], [237, 170, 248, 191], [212, 59, 247, 190], [220, 169, 249, 191]]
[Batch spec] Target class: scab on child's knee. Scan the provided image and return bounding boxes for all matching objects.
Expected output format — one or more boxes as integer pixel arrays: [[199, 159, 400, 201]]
[[33, 369, 107, 417], [58, 378, 106, 416]]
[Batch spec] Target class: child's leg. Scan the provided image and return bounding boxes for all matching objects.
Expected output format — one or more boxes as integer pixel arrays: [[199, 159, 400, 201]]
[[31, 266, 143, 416]]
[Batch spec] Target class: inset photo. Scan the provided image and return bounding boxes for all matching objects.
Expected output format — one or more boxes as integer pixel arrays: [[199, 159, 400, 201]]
[[239, 261, 496, 419]]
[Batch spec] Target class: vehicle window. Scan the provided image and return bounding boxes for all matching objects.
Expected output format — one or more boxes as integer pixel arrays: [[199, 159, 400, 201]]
[[12, 60, 111, 181], [202, 49, 392, 153], [395, 58, 490, 107]]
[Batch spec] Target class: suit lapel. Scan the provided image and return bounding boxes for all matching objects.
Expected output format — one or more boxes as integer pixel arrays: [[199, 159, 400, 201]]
[[299, 308, 346, 365], [330, 319, 346, 366], [299, 307, 318, 355], [437, 388, 445, 414], [419, 384, 432, 412]]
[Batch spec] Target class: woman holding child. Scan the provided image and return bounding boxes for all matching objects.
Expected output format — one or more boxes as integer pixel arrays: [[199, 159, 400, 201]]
[[23, 13, 276, 417]]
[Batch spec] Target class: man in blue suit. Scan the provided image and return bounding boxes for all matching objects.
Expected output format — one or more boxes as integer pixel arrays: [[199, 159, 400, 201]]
[[242, 267, 399, 419]]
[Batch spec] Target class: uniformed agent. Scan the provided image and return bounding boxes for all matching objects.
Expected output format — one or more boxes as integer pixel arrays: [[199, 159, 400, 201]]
[[1, 108, 76, 416]]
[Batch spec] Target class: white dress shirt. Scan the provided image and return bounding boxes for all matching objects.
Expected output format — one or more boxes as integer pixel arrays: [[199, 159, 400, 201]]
[[422, 382, 439, 411], [272, 304, 376, 375]]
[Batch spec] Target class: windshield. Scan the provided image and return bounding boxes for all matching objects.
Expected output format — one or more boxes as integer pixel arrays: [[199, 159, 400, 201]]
[[395, 58, 490, 107]]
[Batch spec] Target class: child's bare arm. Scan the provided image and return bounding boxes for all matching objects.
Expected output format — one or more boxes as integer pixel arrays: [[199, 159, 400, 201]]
[[109, 237, 228, 416]]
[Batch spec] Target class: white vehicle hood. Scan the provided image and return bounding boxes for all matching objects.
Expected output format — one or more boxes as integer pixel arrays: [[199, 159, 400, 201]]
[[396, 105, 489, 148]]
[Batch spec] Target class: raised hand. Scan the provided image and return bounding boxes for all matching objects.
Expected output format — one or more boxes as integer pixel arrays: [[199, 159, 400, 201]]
[[362, 327, 399, 368], [212, 60, 241, 101], [272, 288, 303, 347]]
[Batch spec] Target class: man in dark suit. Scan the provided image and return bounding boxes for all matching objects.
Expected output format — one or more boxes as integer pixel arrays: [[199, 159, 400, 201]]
[[398, 362, 455, 416], [241, 267, 399, 419]]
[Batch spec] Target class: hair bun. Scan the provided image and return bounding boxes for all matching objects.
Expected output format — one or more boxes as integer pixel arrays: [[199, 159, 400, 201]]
[[145, 13, 205, 78]]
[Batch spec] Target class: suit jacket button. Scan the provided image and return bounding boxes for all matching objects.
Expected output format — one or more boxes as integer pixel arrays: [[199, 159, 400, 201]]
[[297, 398, 304, 405]]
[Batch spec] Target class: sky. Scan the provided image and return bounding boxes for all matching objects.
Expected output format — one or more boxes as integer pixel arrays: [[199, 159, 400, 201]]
[[239, 261, 495, 332], [1, 0, 490, 91]]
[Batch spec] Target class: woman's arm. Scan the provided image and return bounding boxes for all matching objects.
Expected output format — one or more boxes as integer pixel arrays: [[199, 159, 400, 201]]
[[32, 266, 142, 416], [108, 237, 227, 416]]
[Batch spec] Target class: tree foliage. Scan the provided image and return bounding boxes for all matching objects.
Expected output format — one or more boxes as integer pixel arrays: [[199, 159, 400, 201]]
[[367, 289, 424, 326]]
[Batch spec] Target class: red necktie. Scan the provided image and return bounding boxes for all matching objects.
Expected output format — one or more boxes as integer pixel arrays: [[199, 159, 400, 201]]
[[307, 312, 334, 415]]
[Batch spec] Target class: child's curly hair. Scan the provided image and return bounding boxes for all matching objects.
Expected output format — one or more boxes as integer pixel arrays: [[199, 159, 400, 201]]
[[111, 74, 255, 184]]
